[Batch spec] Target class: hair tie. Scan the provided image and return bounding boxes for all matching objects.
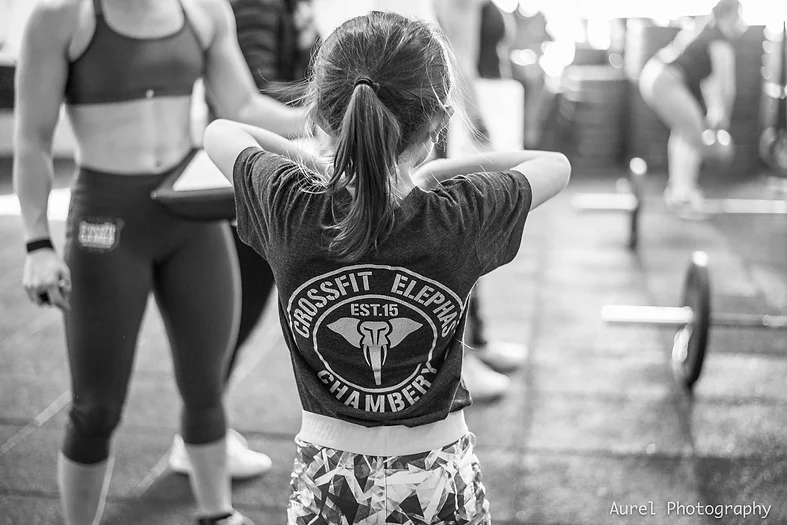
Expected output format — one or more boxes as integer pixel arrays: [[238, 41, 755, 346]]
[[354, 76, 380, 93]]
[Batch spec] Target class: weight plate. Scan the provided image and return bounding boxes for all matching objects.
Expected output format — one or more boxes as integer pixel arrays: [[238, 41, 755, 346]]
[[672, 252, 711, 390], [773, 132, 787, 171], [628, 158, 647, 250]]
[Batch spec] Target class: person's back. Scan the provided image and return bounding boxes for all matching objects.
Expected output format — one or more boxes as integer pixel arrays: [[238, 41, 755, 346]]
[[235, 156, 526, 422], [477, 0, 508, 79], [204, 11, 570, 523]]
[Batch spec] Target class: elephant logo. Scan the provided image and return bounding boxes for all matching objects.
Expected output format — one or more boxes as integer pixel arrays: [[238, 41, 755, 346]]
[[327, 317, 422, 385]]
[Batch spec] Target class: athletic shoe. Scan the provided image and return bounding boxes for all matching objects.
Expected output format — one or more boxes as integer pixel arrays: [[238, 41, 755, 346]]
[[663, 186, 710, 221], [169, 429, 272, 480], [463, 352, 510, 402], [471, 340, 528, 373], [197, 510, 254, 525]]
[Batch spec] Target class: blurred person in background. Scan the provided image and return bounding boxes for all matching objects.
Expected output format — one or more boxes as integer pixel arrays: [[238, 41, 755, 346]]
[[510, 5, 552, 148], [639, 0, 745, 219], [459, 0, 531, 400], [167, 0, 322, 481]]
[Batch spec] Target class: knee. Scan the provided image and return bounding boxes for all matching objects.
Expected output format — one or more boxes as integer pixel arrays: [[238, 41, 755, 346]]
[[181, 400, 226, 445], [71, 401, 123, 438], [63, 401, 123, 463]]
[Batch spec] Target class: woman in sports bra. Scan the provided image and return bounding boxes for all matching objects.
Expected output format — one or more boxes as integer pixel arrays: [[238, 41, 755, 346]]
[[13, 0, 308, 524], [638, 0, 745, 219]]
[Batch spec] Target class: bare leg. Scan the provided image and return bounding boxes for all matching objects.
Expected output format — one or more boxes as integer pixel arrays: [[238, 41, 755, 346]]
[[668, 132, 704, 199], [58, 455, 113, 525], [185, 439, 233, 516], [640, 60, 707, 217]]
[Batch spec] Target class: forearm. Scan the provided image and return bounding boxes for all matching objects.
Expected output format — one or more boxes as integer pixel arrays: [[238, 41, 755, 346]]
[[233, 95, 309, 139], [722, 80, 736, 126], [413, 150, 565, 189], [704, 79, 734, 129], [215, 119, 327, 175], [13, 147, 55, 242], [706, 44, 736, 129]]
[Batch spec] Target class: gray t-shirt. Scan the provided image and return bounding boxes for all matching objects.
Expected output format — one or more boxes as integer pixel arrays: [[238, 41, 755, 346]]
[[234, 146, 532, 427]]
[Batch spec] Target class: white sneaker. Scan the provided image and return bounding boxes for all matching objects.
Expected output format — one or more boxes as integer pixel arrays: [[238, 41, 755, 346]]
[[169, 429, 272, 480], [197, 510, 255, 525], [463, 352, 510, 402], [471, 340, 528, 373]]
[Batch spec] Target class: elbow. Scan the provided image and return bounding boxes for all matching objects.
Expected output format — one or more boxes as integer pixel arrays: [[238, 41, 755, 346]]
[[203, 119, 222, 150], [14, 132, 54, 159], [552, 153, 572, 190], [203, 119, 234, 158]]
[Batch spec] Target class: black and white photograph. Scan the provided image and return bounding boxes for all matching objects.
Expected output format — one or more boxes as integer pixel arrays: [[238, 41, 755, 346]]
[[0, 0, 784, 523]]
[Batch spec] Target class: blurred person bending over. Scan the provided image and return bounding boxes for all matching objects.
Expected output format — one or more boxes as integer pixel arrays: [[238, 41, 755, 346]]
[[639, 0, 745, 219]]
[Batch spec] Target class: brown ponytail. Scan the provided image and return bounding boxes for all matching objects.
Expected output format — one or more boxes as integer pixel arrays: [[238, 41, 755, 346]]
[[327, 80, 401, 261], [307, 11, 455, 261]]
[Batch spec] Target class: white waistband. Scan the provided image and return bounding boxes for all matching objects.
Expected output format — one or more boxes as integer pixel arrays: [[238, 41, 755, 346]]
[[296, 410, 469, 457]]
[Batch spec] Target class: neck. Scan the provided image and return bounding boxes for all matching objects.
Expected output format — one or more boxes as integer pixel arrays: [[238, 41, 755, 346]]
[[342, 162, 416, 203], [393, 160, 417, 201]]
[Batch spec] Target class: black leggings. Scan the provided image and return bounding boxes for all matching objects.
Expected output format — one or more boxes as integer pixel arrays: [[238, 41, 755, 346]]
[[225, 226, 276, 381], [62, 161, 240, 464]]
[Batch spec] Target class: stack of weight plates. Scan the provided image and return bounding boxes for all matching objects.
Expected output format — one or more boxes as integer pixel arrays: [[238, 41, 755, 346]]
[[624, 20, 681, 170], [557, 65, 628, 170]]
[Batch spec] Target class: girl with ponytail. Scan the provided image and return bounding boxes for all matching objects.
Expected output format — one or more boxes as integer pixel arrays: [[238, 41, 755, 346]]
[[205, 10, 570, 524]]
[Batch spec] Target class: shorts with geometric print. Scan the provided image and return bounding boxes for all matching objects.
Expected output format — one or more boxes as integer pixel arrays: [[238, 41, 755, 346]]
[[287, 432, 491, 525]]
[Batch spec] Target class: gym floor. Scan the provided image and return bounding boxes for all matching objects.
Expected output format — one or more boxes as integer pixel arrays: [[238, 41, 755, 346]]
[[0, 158, 785, 524]]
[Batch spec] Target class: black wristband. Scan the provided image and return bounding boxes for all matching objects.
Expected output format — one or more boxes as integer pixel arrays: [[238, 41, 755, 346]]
[[26, 238, 54, 253]]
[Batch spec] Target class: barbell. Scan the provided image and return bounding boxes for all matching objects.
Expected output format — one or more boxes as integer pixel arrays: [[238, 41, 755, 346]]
[[571, 158, 787, 249], [571, 157, 646, 249], [601, 251, 787, 390]]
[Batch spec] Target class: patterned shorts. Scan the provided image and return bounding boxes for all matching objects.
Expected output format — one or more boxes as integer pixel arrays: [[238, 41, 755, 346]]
[[287, 432, 491, 525]]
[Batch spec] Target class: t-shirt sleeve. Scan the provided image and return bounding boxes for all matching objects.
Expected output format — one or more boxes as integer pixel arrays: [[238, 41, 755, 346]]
[[232, 146, 303, 258], [459, 170, 533, 274]]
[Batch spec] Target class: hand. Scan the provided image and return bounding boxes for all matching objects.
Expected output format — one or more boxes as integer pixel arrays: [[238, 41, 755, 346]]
[[22, 249, 71, 311], [705, 109, 729, 132]]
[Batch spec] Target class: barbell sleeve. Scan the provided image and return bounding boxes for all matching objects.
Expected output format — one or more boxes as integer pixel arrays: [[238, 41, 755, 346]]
[[711, 313, 787, 329], [601, 305, 694, 327], [602, 306, 787, 329], [701, 199, 787, 215]]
